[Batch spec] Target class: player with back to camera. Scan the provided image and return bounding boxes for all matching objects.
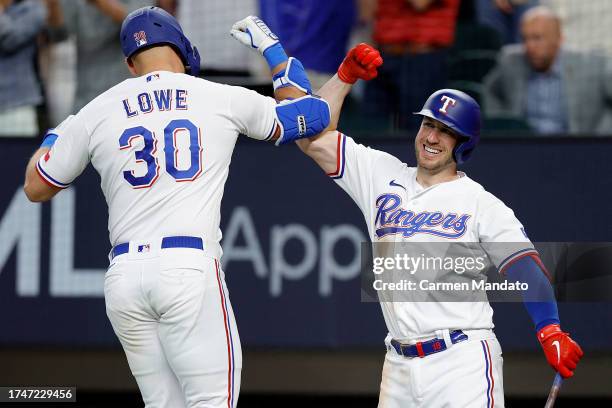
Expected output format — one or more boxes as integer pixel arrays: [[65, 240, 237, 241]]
[[23, 7, 330, 408], [232, 17, 584, 407]]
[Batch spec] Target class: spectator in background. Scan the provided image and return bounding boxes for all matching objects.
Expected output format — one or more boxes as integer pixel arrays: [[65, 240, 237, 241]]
[[363, 0, 460, 130], [476, 0, 539, 45], [483, 6, 612, 136], [260, 0, 356, 90], [46, 0, 152, 113], [161, 0, 262, 79], [0, 0, 47, 137], [541, 0, 612, 56], [39, 0, 76, 127]]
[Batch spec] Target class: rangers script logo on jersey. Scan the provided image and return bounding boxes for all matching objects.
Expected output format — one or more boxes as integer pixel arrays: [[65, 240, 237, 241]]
[[374, 193, 470, 239]]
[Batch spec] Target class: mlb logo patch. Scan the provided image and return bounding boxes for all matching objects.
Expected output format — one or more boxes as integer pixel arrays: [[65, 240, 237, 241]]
[[134, 31, 147, 47], [44, 151, 52, 162], [137, 244, 150, 253], [146, 73, 160, 82]]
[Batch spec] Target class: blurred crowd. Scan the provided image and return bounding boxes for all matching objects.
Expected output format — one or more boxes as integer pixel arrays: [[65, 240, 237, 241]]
[[1, 0, 612, 138]]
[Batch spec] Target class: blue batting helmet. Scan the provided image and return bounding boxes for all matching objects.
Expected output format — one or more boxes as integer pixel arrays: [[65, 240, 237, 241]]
[[120, 7, 200, 76], [414, 89, 481, 164]]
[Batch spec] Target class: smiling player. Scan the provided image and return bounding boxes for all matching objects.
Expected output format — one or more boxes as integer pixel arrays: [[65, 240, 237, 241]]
[[303, 85, 584, 408], [232, 22, 584, 406]]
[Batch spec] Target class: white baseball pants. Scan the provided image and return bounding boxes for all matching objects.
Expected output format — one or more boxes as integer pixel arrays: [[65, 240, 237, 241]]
[[104, 247, 241, 408], [378, 330, 504, 407]]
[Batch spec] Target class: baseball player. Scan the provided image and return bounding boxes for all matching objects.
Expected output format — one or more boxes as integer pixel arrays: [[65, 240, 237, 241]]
[[23, 8, 329, 408], [233, 28, 584, 406]]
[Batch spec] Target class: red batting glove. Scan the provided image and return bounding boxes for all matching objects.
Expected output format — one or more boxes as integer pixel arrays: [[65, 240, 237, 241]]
[[337, 43, 383, 84], [537, 324, 584, 378]]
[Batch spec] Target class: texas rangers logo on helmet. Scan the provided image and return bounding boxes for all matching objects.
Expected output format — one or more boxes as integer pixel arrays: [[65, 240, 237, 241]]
[[134, 31, 148, 47], [439, 95, 457, 114]]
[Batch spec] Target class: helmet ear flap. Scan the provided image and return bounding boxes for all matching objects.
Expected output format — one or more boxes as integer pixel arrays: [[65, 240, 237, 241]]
[[453, 135, 478, 164], [183, 36, 201, 76]]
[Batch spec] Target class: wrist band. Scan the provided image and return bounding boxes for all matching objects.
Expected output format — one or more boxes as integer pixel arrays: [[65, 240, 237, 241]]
[[263, 43, 288, 69]]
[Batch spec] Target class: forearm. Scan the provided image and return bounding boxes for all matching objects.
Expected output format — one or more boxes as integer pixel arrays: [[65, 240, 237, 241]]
[[505, 255, 560, 330], [509, 254, 585, 378], [295, 74, 351, 159], [46, 0, 64, 27], [229, 16, 363, 153], [298, 43, 381, 169], [294, 74, 350, 165], [316, 74, 352, 131], [264, 61, 310, 142], [24, 148, 58, 202], [271, 61, 307, 101]]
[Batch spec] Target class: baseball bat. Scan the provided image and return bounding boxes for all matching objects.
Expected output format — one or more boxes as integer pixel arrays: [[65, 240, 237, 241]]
[[544, 373, 563, 408]]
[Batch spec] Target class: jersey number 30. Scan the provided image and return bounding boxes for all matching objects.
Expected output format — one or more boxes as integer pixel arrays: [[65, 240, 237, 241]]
[[119, 119, 202, 188]]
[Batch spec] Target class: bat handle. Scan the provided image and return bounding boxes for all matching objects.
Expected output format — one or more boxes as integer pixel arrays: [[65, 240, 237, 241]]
[[544, 373, 564, 408]]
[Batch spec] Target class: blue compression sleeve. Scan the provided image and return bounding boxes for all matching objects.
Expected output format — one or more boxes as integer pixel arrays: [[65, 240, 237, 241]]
[[505, 255, 560, 331]]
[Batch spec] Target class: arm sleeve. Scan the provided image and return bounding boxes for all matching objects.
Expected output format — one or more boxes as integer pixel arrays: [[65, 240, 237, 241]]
[[227, 85, 278, 141], [0, 1, 47, 52], [477, 191, 538, 274], [505, 256, 560, 331], [36, 115, 91, 188]]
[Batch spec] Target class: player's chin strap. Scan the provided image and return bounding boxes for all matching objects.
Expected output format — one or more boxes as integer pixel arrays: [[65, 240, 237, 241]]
[[272, 57, 312, 94], [275, 95, 330, 146]]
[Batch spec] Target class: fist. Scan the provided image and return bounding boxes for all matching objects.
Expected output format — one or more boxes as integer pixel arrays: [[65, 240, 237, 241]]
[[337, 43, 383, 84], [230, 16, 279, 54], [538, 324, 584, 378]]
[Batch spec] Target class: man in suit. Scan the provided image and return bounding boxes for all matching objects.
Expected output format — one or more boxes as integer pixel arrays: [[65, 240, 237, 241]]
[[483, 6, 612, 135]]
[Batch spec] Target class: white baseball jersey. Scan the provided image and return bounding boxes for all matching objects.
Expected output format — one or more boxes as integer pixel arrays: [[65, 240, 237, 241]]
[[36, 71, 278, 258], [327, 132, 535, 340]]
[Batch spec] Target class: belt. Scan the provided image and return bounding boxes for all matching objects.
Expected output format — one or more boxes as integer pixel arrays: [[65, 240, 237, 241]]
[[391, 330, 468, 358], [111, 236, 204, 260]]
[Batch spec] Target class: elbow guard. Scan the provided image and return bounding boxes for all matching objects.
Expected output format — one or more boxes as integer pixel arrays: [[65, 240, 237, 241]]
[[275, 95, 330, 145], [272, 57, 312, 94]]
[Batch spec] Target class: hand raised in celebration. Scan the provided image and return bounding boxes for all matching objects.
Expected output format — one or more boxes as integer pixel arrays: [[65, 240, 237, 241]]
[[337, 43, 383, 84]]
